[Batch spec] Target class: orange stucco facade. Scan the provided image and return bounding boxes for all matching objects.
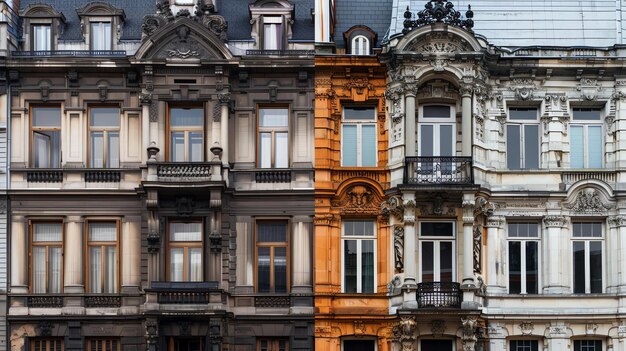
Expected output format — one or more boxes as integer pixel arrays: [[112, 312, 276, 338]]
[[314, 55, 393, 351]]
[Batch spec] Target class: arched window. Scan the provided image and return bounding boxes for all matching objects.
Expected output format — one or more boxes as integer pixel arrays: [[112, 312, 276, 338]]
[[351, 35, 370, 55]]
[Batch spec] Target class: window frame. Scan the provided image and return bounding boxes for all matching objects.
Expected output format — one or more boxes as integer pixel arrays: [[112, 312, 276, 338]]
[[30, 338, 64, 351], [571, 221, 605, 294], [417, 104, 456, 157], [90, 21, 112, 51], [88, 105, 121, 168], [570, 107, 604, 169], [506, 107, 540, 170], [256, 105, 290, 169], [166, 219, 204, 282], [340, 106, 377, 167], [86, 338, 120, 351], [340, 219, 377, 293], [341, 338, 378, 351], [351, 35, 370, 55], [30, 104, 62, 168], [418, 221, 456, 283], [257, 338, 290, 351], [29, 220, 64, 294], [85, 219, 120, 293], [509, 339, 540, 351], [506, 222, 541, 295], [31, 24, 52, 51], [166, 104, 206, 162], [573, 340, 603, 351], [262, 16, 284, 50], [168, 337, 205, 351], [254, 219, 290, 293]]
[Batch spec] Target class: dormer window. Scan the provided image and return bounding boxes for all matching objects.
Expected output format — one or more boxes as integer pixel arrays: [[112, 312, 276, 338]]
[[249, 0, 294, 51], [21, 4, 65, 52], [263, 16, 283, 50], [76, 2, 125, 51], [90, 22, 112, 50], [351, 35, 370, 55], [32, 25, 51, 51], [344, 26, 376, 55]]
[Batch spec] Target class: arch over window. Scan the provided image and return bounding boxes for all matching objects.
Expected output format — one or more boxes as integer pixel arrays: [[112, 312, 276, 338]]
[[351, 35, 370, 56]]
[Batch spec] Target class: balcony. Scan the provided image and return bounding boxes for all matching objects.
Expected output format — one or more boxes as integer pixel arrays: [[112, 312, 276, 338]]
[[245, 49, 315, 57], [12, 50, 127, 57], [404, 156, 473, 186], [417, 282, 462, 309], [146, 282, 224, 306]]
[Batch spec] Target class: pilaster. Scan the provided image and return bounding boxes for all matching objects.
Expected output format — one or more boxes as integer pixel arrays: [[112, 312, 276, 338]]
[[542, 215, 568, 294]]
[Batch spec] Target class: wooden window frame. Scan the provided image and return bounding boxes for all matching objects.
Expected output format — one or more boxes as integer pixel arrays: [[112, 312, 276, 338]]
[[166, 104, 205, 162], [254, 219, 290, 293], [31, 24, 52, 52], [256, 105, 290, 169], [30, 337, 64, 351], [30, 104, 62, 168], [88, 105, 121, 169], [29, 220, 64, 294], [340, 219, 377, 293], [85, 219, 121, 293], [86, 338, 120, 351], [257, 338, 289, 351], [166, 219, 204, 282]]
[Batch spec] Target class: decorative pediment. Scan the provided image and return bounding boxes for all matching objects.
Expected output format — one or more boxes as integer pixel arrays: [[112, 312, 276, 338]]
[[331, 184, 384, 216], [564, 187, 614, 215], [402, 0, 474, 34], [76, 2, 125, 19], [21, 4, 66, 21]]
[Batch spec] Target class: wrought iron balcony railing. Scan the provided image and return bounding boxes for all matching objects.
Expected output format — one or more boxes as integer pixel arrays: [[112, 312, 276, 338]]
[[12, 50, 127, 57], [417, 281, 462, 308], [404, 156, 473, 185], [149, 281, 219, 304]]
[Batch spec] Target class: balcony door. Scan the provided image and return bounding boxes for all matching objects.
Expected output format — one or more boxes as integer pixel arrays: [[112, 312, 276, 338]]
[[419, 222, 455, 283], [417, 105, 455, 179]]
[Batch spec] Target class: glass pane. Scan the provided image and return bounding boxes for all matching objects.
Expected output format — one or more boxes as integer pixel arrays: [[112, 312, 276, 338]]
[[89, 222, 116, 241], [344, 240, 357, 293], [439, 241, 453, 282], [90, 132, 104, 168], [342, 125, 358, 166], [169, 248, 184, 281], [170, 222, 202, 241], [171, 132, 185, 162], [259, 108, 288, 127], [33, 130, 61, 168], [33, 223, 62, 242], [506, 125, 521, 170], [188, 248, 203, 282], [508, 241, 521, 294], [274, 247, 287, 293], [574, 340, 602, 351], [509, 108, 537, 120], [573, 108, 602, 120], [170, 107, 204, 127], [423, 105, 451, 118], [257, 247, 271, 292], [32, 107, 61, 127], [344, 221, 374, 236], [524, 124, 539, 169], [420, 125, 434, 156], [344, 107, 375, 120], [275, 132, 288, 168], [257, 222, 287, 242], [526, 241, 538, 294], [508, 223, 539, 238], [107, 132, 120, 168], [588, 125, 603, 168], [32, 246, 46, 293], [571, 125, 584, 168], [361, 124, 376, 166], [573, 241, 585, 293], [189, 132, 203, 162], [510, 340, 539, 351], [263, 23, 282, 50], [33, 25, 50, 51], [259, 132, 272, 168], [573, 222, 602, 238], [104, 246, 117, 293], [89, 247, 102, 293], [590, 241, 602, 293], [421, 222, 453, 237], [422, 241, 434, 282], [440, 125, 453, 156], [361, 240, 374, 293], [91, 108, 120, 127], [49, 247, 62, 293]]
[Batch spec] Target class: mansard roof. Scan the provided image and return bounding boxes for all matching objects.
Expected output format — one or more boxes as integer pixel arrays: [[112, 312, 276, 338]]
[[334, 0, 393, 48]]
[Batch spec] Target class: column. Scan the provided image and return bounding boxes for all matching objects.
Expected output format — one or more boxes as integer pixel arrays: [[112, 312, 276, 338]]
[[402, 192, 417, 308], [219, 92, 230, 166], [404, 89, 416, 157], [461, 85, 473, 156], [10, 215, 27, 293], [485, 216, 506, 294], [612, 216, 626, 293], [542, 215, 568, 294], [64, 216, 84, 293], [462, 193, 475, 286], [141, 93, 150, 164], [292, 217, 312, 293], [122, 216, 142, 293]]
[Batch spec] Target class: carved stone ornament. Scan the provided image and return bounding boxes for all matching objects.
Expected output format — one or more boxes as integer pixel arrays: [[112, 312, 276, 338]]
[[331, 184, 384, 216], [461, 317, 478, 351], [431, 320, 446, 336], [37, 321, 53, 337], [402, 0, 474, 34], [147, 231, 160, 253], [179, 321, 191, 336], [345, 78, 374, 95], [354, 321, 366, 335], [176, 197, 195, 216], [577, 78, 601, 101], [509, 78, 535, 100], [313, 214, 337, 226], [586, 323, 598, 335], [394, 226, 405, 273], [139, 93, 152, 105], [519, 322, 533, 335], [392, 316, 417, 349], [473, 226, 482, 273], [565, 188, 613, 214], [218, 92, 231, 104], [542, 215, 567, 228], [145, 318, 159, 344], [608, 216, 625, 228], [143, 0, 228, 41], [381, 195, 404, 221]]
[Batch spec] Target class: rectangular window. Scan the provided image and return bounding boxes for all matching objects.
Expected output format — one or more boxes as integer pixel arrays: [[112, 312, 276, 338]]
[[87, 222, 118, 293], [342, 220, 376, 293], [31, 222, 63, 294], [168, 337, 204, 351], [32, 25, 51, 51], [571, 108, 603, 168], [343, 340, 376, 351], [258, 107, 289, 168], [510, 340, 539, 351], [257, 339, 289, 351], [507, 107, 539, 170], [341, 107, 376, 167], [263, 16, 283, 50], [256, 221, 289, 293], [508, 223, 539, 294], [574, 340, 602, 351], [86, 338, 120, 351], [168, 221, 203, 282], [419, 222, 454, 282], [91, 22, 112, 50], [31, 338, 64, 351], [90, 107, 120, 168], [169, 106, 204, 162], [420, 340, 453, 351], [31, 106, 61, 168], [573, 222, 603, 294]]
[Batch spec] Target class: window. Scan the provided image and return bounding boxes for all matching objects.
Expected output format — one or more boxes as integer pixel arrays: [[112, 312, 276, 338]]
[[91, 22, 112, 50], [90, 107, 120, 168], [168, 106, 204, 162], [258, 107, 289, 168], [30, 338, 64, 351], [257, 339, 289, 351], [341, 107, 376, 167], [168, 337, 204, 351], [86, 338, 120, 351], [507, 107, 539, 170], [573, 222, 603, 294], [508, 223, 539, 294], [32, 25, 51, 51], [168, 221, 203, 282], [571, 107, 603, 168], [31, 222, 63, 293], [420, 340, 453, 351], [419, 222, 454, 282], [342, 220, 376, 293], [263, 16, 283, 50], [31, 106, 61, 168], [574, 340, 602, 351], [256, 221, 289, 293], [87, 222, 118, 293], [510, 340, 539, 351], [343, 340, 376, 351], [351, 35, 370, 55]]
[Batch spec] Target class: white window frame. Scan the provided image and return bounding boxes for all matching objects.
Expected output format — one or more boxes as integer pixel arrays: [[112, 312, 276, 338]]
[[340, 107, 377, 167], [418, 221, 456, 283], [341, 338, 378, 351], [506, 107, 540, 170], [32, 24, 51, 51], [263, 16, 283, 50], [90, 21, 112, 51], [417, 104, 455, 156], [571, 221, 605, 294], [506, 222, 541, 295], [351, 35, 370, 55], [570, 107, 604, 169], [340, 220, 377, 293]]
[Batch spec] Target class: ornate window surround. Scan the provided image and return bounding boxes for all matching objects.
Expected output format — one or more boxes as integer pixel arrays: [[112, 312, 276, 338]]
[[20, 4, 66, 52], [76, 2, 126, 50]]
